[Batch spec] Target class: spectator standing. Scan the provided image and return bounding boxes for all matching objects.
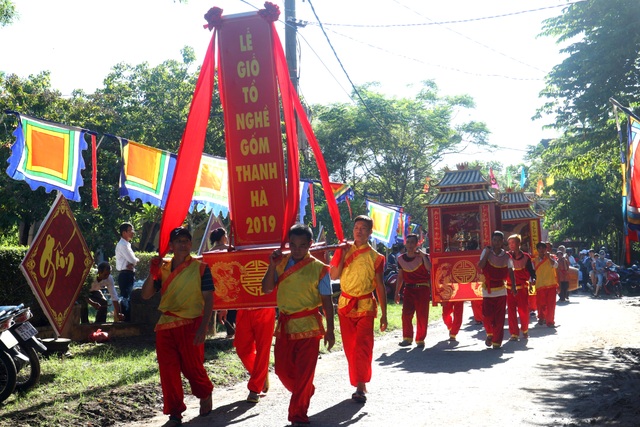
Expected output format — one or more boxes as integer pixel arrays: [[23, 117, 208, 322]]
[[115, 222, 138, 321]]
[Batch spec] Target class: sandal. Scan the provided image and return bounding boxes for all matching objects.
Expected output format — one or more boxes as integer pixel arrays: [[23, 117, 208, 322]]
[[351, 390, 367, 403]]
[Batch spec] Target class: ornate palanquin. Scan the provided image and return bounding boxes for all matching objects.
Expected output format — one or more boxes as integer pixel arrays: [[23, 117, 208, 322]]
[[427, 165, 501, 304]]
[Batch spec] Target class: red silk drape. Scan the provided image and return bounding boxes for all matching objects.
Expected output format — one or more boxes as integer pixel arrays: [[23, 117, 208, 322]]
[[158, 30, 217, 256], [271, 31, 345, 242]]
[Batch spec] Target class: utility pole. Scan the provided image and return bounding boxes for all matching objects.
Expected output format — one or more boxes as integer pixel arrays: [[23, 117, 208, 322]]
[[284, 0, 298, 94]]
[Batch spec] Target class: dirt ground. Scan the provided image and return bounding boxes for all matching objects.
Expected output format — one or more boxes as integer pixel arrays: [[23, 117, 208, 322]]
[[121, 292, 640, 427]]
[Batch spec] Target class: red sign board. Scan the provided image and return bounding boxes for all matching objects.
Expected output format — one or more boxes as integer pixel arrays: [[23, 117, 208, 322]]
[[202, 246, 334, 310], [431, 252, 483, 305], [218, 12, 286, 247], [20, 193, 93, 336]]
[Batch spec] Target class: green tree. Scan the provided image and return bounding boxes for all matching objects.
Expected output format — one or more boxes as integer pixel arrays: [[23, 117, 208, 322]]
[[533, 0, 640, 259], [0, 0, 17, 27], [308, 81, 488, 234]]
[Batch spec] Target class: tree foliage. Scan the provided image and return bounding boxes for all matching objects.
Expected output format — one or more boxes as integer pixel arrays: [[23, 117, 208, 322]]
[[533, 0, 640, 258], [307, 81, 488, 231], [0, 0, 16, 27], [0, 49, 225, 256]]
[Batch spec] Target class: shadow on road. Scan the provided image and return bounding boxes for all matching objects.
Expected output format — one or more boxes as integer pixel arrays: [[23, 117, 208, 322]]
[[185, 400, 260, 426], [310, 399, 368, 426], [521, 346, 640, 426]]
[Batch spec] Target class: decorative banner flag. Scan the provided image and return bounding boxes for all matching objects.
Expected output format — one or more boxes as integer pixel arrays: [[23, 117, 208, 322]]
[[218, 10, 287, 248], [520, 167, 527, 189], [20, 193, 93, 337], [506, 168, 513, 188], [330, 182, 355, 203], [299, 180, 311, 224], [536, 179, 544, 196], [626, 116, 640, 231], [119, 139, 176, 208], [190, 154, 229, 216], [6, 114, 87, 202], [366, 200, 400, 247], [489, 167, 499, 189]]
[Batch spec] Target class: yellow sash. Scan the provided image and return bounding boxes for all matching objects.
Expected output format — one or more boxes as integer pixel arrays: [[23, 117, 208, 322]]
[[275, 253, 329, 339], [156, 256, 206, 331], [338, 243, 383, 317]]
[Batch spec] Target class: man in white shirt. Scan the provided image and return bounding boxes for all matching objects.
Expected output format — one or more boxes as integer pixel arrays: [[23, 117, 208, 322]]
[[115, 222, 139, 321]]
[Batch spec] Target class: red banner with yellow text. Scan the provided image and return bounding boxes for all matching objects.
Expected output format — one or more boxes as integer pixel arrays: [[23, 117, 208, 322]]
[[19, 194, 93, 336], [218, 13, 286, 247]]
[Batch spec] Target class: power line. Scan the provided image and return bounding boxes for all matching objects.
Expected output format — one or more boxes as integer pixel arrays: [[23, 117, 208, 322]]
[[307, 1, 585, 28]]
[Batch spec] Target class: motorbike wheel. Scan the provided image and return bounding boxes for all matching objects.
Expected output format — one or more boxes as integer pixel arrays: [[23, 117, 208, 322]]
[[14, 345, 41, 392], [0, 350, 17, 403]]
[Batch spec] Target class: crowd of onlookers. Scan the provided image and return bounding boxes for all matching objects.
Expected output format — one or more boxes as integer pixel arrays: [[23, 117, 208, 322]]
[[574, 247, 616, 297]]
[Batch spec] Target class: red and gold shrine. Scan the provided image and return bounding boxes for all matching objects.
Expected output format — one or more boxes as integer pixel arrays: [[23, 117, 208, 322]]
[[427, 165, 501, 305]]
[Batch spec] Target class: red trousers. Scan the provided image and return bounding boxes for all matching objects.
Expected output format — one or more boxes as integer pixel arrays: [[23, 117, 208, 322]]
[[401, 286, 430, 343], [482, 296, 507, 346], [274, 335, 321, 424], [338, 314, 374, 387], [536, 286, 557, 326], [442, 301, 464, 337], [156, 319, 213, 419], [529, 292, 538, 312], [470, 300, 483, 322], [234, 308, 276, 393], [507, 289, 529, 336]]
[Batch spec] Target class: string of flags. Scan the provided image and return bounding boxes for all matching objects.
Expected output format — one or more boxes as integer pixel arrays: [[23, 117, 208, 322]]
[[5, 111, 355, 221]]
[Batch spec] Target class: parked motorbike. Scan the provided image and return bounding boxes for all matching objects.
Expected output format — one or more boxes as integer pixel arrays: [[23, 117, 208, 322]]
[[602, 267, 622, 298], [384, 265, 398, 302], [619, 265, 640, 295], [0, 304, 46, 397], [0, 308, 18, 403]]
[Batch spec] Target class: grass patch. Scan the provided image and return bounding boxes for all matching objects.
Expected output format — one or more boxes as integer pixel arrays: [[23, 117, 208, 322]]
[[0, 301, 438, 426]]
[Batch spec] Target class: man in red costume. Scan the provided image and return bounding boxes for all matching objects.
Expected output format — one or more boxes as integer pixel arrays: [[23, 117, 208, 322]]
[[533, 241, 559, 327], [478, 231, 516, 349], [330, 215, 387, 403], [233, 307, 276, 403], [507, 234, 536, 340], [395, 233, 431, 348], [141, 228, 214, 427], [441, 301, 464, 341], [263, 224, 335, 427]]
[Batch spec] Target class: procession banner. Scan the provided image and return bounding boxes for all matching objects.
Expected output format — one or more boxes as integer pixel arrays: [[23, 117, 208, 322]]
[[366, 200, 399, 246], [202, 245, 335, 309], [431, 253, 483, 305], [218, 12, 286, 247], [20, 193, 93, 337]]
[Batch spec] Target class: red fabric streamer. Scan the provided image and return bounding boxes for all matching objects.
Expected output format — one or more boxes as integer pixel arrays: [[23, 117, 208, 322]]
[[91, 133, 98, 209], [272, 22, 300, 247], [271, 31, 345, 242], [158, 30, 217, 256]]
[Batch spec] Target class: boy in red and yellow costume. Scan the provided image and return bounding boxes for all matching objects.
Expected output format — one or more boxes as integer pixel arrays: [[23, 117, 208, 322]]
[[532, 242, 558, 327], [330, 215, 387, 403], [478, 231, 516, 349], [507, 234, 536, 340], [395, 233, 431, 347], [263, 224, 335, 427], [141, 228, 214, 427]]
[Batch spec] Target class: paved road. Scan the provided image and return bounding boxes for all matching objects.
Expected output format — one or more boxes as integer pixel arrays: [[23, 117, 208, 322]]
[[124, 293, 640, 427]]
